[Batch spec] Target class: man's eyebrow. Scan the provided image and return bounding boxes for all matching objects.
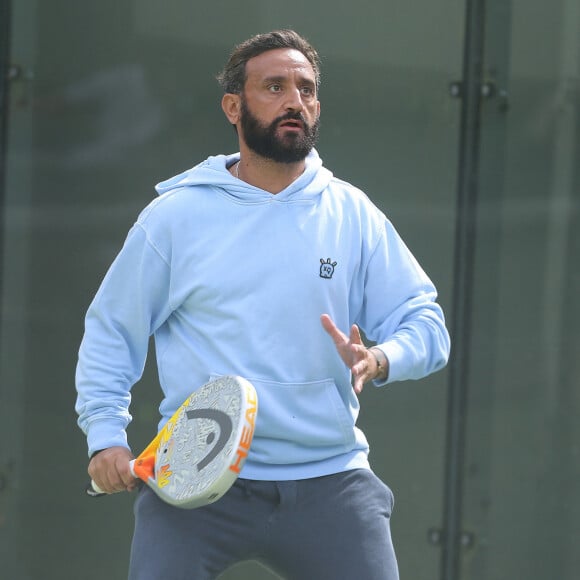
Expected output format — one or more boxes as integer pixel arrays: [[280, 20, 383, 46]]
[[262, 75, 316, 86], [262, 75, 285, 84]]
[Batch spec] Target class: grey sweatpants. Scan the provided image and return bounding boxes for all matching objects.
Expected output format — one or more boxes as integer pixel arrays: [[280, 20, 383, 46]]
[[128, 468, 399, 580]]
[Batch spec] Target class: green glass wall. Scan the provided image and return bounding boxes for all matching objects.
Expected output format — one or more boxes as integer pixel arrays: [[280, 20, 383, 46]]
[[0, 1, 577, 579]]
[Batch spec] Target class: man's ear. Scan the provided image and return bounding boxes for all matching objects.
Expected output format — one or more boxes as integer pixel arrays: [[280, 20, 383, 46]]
[[221, 93, 241, 125]]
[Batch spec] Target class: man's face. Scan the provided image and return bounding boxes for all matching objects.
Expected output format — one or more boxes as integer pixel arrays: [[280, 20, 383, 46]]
[[239, 48, 321, 163]]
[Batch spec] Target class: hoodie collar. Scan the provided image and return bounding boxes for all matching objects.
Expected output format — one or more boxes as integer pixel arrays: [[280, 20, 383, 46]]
[[155, 149, 333, 203]]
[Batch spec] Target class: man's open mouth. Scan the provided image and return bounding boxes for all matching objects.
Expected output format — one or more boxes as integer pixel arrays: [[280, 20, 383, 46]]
[[279, 119, 304, 130]]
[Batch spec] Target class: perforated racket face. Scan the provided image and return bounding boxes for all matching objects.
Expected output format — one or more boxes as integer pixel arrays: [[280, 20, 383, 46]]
[[153, 376, 254, 507]]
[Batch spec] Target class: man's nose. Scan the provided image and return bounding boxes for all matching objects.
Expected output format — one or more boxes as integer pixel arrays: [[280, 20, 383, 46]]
[[284, 87, 304, 112]]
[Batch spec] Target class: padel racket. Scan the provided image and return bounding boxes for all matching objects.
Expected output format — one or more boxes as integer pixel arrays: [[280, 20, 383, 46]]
[[87, 375, 258, 508]]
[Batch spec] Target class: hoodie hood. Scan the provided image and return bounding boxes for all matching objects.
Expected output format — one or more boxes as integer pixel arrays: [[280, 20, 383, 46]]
[[155, 149, 333, 203]]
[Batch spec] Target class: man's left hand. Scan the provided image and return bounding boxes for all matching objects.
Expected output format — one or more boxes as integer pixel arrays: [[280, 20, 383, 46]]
[[320, 314, 381, 394]]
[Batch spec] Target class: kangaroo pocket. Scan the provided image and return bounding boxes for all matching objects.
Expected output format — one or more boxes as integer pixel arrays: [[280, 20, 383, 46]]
[[247, 377, 357, 465]]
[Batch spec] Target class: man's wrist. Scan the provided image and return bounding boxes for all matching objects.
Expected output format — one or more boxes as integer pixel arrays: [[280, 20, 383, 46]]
[[369, 347, 389, 381]]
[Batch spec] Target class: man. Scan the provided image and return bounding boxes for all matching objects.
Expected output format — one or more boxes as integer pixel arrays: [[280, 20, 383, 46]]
[[76, 29, 450, 579]]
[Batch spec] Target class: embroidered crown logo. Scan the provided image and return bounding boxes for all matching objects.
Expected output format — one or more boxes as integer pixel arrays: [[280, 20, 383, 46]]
[[319, 258, 337, 279]]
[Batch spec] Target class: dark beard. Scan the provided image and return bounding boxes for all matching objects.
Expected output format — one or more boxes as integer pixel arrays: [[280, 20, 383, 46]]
[[240, 96, 320, 163]]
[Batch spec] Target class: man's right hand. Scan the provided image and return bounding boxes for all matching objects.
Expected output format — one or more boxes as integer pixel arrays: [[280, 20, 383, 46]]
[[88, 446, 137, 494]]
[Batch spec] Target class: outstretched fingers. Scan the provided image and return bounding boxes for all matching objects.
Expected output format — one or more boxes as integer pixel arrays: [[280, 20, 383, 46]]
[[320, 313, 346, 347], [320, 314, 371, 393]]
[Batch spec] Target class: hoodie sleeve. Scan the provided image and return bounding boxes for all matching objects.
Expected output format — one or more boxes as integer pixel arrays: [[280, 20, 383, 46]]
[[75, 222, 173, 456], [358, 218, 451, 385]]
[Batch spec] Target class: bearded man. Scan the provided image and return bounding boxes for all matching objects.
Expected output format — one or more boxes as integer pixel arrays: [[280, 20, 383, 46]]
[[76, 29, 450, 580]]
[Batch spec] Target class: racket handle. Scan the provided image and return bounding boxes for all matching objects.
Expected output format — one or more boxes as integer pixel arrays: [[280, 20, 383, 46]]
[[85, 460, 137, 497]]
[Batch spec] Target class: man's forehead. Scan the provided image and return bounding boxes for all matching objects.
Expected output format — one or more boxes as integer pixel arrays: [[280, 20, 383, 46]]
[[245, 48, 315, 80]]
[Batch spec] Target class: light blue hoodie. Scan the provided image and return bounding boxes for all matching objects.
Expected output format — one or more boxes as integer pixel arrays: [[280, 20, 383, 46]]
[[75, 149, 450, 480]]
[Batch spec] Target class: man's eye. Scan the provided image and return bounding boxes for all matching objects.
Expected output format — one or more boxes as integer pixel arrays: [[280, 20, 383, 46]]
[[301, 86, 314, 96], [269, 84, 282, 92]]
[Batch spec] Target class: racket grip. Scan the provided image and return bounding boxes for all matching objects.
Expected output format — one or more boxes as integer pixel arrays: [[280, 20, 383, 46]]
[[85, 460, 137, 497]]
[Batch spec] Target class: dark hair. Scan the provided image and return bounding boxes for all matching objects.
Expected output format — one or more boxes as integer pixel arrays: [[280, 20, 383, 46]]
[[217, 29, 321, 95]]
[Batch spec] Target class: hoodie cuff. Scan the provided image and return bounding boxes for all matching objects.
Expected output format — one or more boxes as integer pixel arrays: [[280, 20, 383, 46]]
[[86, 419, 130, 458]]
